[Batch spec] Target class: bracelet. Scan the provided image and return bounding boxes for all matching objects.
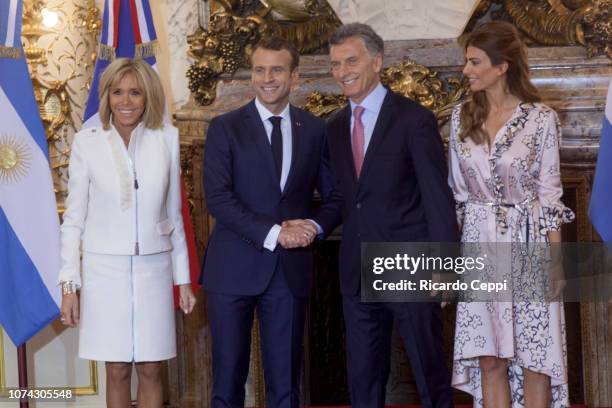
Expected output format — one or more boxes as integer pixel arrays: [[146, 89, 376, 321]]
[[61, 281, 78, 295]]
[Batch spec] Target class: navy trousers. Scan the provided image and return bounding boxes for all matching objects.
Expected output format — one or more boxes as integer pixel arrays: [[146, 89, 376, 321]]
[[207, 265, 306, 408], [342, 295, 454, 408]]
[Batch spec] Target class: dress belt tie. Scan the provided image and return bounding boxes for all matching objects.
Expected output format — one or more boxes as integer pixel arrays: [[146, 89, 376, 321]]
[[466, 197, 536, 243]]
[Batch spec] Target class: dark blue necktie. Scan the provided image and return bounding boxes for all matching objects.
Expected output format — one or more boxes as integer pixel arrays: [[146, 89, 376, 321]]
[[269, 116, 283, 182]]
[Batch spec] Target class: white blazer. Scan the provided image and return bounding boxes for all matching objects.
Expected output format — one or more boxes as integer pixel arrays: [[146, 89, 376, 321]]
[[58, 123, 190, 287]]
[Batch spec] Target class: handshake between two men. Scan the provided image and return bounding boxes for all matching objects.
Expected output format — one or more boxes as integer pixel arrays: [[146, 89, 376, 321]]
[[278, 219, 319, 249]]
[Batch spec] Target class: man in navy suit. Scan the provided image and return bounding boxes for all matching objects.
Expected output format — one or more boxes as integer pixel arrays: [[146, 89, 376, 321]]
[[201, 37, 340, 407], [326, 24, 459, 408]]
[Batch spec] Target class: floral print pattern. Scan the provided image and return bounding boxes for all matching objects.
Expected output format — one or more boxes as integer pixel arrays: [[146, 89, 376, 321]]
[[448, 103, 575, 408]]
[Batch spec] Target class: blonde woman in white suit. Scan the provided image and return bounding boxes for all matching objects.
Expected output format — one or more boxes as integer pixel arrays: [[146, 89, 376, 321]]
[[58, 58, 196, 408]]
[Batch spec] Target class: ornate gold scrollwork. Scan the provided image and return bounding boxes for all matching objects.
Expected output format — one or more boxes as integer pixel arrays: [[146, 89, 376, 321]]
[[186, 0, 340, 106], [22, 0, 101, 198], [180, 143, 198, 218], [381, 61, 468, 121], [581, 1, 612, 57], [179, 141, 208, 255], [475, 0, 612, 58], [304, 60, 469, 126], [303, 91, 347, 119]]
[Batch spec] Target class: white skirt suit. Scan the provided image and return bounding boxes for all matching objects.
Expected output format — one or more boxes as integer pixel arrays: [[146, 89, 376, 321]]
[[58, 123, 190, 362]]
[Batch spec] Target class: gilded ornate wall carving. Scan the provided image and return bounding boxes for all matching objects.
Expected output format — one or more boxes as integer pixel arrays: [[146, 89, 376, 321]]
[[472, 0, 612, 58], [304, 60, 468, 133], [185, 0, 612, 111], [174, 33, 612, 404], [186, 0, 341, 106], [22, 0, 101, 201]]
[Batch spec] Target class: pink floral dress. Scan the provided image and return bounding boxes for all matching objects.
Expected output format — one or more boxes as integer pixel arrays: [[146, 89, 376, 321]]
[[448, 102, 575, 407]]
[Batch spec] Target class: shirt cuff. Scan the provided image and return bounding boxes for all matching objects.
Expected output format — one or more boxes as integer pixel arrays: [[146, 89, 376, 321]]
[[263, 224, 282, 252], [307, 219, 324, 236]]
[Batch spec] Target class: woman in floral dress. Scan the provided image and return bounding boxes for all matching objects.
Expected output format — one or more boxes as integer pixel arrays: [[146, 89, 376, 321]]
[[448, 21, 575, 407]]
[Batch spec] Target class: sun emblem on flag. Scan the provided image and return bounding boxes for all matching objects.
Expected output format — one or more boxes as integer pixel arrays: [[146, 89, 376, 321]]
[[0, 134, 31, 184]]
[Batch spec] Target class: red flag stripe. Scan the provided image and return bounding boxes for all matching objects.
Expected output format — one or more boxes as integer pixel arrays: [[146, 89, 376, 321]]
[[112, 0, 120, 48], [173, 176, 201, 307], [128, 0, 143, 44]]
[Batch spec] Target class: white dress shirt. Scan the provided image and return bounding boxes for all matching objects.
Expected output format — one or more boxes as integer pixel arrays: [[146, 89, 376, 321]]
[[254, 98, 293, 190], [254, 98, 293, 251], [349, 82, 388, 154]]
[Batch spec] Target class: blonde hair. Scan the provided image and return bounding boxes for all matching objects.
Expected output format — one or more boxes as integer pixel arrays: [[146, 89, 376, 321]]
[[98, 58, 165, 130]]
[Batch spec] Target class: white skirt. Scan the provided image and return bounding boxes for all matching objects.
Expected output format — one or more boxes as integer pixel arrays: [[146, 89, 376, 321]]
[[78, 251, 176, 362]]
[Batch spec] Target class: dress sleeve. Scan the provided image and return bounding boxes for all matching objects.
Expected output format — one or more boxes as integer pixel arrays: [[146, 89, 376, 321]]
[[448, 106, 469, 226], [58, 131, 90, 287], [536, 108, 575, 233]]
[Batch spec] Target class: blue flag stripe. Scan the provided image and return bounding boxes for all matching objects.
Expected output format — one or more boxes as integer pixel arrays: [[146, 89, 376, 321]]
[[0, 208, 59, 346], [116, 0, 136, 57], [100, 0, 110, 46], [83, 58, 110, 122], [590, 116, 612, 242], [0, 56, 49, 158]]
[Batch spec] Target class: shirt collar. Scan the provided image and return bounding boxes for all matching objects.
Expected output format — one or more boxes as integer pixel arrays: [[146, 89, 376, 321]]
[[109, 117, 146, 139], [349, 82, 387, 115], [254, 98, 291, 124]]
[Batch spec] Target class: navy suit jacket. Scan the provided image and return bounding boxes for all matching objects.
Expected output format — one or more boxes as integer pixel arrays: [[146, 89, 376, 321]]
[[201, 100, 341, 297], [326, 90, 460, 296]]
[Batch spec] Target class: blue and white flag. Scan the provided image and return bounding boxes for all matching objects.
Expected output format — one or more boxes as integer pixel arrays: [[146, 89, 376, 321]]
[[0, 0, 61, 346], [83, 0, 158, 127], [590, 82, 612, 243]]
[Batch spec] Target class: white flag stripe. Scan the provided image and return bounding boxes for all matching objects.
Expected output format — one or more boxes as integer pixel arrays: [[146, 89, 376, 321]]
[[5, 0, 18, 48], [0, 86, 61, 307], [134, 0, 150, 43], [106, 0, 115, 47]]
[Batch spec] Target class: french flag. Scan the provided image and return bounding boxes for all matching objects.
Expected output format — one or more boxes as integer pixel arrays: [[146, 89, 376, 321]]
[[590, 81, 612, 243], [83, 0, 157, 127], [0, 0, 61, 346]]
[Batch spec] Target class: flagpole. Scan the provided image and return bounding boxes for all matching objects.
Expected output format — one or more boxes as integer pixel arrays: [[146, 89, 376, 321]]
[[17, 344, 29, 408]]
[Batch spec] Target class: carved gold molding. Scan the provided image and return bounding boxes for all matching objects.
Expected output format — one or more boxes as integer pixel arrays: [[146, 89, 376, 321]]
[[180, 143, 198, 218], [22, 0, 101, 199], [474, 0, 612, 58], [304, 59, 469, 127], [187, 0, 340, 106]]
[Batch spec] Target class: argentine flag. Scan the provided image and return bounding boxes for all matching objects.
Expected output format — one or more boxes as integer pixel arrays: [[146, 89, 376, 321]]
[[0, 0, 61, 346], [590, 82, 612, 243]]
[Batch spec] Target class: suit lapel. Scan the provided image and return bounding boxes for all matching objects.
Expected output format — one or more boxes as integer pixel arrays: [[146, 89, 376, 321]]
[[359, 91, 395, 181], [282, 106, 303, 195], [244, 100, 279, 189]]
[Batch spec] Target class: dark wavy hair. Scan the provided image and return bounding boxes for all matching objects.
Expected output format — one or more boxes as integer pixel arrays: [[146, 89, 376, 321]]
[[459, 21, 540, 144]]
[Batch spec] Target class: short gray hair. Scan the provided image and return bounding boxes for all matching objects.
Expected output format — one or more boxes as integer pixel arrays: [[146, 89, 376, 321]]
[[329, 23, 384, 57]]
